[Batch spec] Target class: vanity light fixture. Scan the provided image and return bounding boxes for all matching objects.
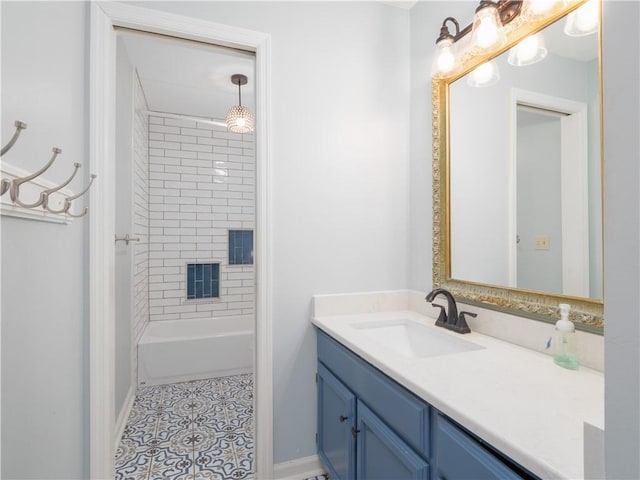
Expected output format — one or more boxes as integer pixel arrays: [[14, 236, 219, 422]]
[[431, 0, 523, 78], [507, 32, 548, 66], [225, 74, 254, 134], [564, 0, 598, 36], [431, 0, 597, 79]]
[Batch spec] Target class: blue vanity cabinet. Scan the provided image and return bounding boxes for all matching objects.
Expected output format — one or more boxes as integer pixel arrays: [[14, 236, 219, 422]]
[[316, 329, 539, 480], [317, 363, 356, 480]]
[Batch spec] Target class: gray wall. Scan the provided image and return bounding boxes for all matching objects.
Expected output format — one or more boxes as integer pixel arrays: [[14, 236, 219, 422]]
[[1, 2, 88, 478], [603, 1, 640, 478]]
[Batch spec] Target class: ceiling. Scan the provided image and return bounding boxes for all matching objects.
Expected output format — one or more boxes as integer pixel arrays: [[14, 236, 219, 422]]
[[120, 30, 255, 120]]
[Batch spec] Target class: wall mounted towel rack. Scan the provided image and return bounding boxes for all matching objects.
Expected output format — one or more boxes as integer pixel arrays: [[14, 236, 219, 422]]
[[0, 119, 97, 223]]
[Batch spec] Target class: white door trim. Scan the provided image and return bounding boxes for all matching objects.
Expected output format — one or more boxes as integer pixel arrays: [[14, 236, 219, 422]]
[[89, 3, 273, 478], [508, 88, 590, 295]]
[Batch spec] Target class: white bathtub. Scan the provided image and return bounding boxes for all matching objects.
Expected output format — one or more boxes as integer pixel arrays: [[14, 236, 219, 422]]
[[138, 315, 254, 386]]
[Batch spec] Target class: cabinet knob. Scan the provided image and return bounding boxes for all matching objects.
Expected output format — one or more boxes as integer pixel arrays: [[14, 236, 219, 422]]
[[351, 427, 360, 438], [339, 415, 348, 423]]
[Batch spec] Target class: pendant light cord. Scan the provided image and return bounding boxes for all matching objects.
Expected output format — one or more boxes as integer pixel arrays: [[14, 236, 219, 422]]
[[237, 79, 242, 107]]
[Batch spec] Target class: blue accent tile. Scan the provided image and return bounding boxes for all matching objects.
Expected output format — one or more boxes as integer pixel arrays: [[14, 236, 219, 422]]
[[229, 230, 254, 265], [187, 264, 195, 299], [186, 263, 219, 299]]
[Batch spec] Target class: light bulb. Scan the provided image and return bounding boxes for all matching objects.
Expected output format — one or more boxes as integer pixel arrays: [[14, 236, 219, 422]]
[[431, 37, 459, 77], [507, 33, 548, 66], [467, 61, 500, 87], [225, 105, 254, 134], [564, 0, 598, 36], [471, 4, 506, 51]]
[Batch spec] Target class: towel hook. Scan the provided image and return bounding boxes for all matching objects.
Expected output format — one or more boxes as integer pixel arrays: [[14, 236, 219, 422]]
[[9, 147, 62, 207], [1, 120, 27, 157], [40, 163, 82, 212], [1, 121, 28, 196], [63, 174, 97, 218]]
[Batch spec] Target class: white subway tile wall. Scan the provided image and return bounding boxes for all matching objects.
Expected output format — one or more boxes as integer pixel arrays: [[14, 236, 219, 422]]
[[148, 116, 255, 321], [133, 74, 150, 343]]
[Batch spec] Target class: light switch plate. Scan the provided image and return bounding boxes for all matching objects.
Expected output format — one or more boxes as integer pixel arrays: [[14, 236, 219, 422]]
[[535, 235, 550, 250]]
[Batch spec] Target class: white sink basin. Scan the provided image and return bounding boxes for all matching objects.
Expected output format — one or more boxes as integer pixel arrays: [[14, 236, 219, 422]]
[[351, 318, 485, 358]]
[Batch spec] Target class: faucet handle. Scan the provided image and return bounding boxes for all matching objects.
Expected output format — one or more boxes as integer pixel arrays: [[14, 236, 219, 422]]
[[431, 304, 448, 327], [454, 311, 476, 334]]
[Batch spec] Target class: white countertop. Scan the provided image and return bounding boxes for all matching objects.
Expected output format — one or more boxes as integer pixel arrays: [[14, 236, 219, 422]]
[[312, 309, 604, 479]]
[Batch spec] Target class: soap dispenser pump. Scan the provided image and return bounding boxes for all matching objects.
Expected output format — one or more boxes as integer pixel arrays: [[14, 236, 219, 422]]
[[553, 303, 578, 370]]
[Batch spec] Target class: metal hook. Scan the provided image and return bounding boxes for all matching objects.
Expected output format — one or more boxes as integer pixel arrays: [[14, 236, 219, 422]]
[[1, 121, 28, 195], [0, 179, 10, 197], [63, 174, 97, 218], [9, 147, 62, 207], [1, 121, 27, 157], [41, 163, 82, 213]]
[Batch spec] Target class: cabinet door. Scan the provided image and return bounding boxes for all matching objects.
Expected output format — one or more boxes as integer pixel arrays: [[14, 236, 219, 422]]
[[356, 400, 429, 480], [435, 414, 525, 480], [318, 363, 356, 480]]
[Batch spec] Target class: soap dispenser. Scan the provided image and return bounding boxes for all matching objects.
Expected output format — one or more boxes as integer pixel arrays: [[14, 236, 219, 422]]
[[553, 303, 578, 370]]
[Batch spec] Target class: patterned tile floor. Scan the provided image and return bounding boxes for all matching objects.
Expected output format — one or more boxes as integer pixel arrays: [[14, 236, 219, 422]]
[[116, 374, 254, 480]]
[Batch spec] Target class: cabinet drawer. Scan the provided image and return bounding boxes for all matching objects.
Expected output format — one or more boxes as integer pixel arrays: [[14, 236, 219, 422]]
[[357, 400, 429, 480], [435, 414, 528, 480], [318, 330, 430, 459]]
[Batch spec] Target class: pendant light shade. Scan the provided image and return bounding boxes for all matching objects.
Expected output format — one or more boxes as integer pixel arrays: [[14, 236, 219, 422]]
[[467, 60, 500, 88], [508, 33, 548, 66], [470, 2, 507, 52], [564, 0, 598, 36], [225, 74, 254, 134], [524, 0, 566, 19]]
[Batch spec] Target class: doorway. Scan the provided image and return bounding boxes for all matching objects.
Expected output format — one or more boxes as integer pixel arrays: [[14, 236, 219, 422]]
[[89, 3, 273, 478]]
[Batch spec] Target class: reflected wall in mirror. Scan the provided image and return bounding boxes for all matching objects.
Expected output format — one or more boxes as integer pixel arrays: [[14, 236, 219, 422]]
[[433, 0, 603, 330]]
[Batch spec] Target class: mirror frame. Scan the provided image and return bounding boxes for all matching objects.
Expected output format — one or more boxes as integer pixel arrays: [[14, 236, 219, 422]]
[[432, 0, 604, 332]]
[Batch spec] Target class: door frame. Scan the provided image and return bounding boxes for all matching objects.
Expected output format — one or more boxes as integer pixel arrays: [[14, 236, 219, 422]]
[[89, 3, 273, 478], [508, 88, 589, 295]]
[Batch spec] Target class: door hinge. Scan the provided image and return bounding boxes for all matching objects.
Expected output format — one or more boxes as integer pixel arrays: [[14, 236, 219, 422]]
[[315, 433, 318, 444], [315, 372, 318, 383]]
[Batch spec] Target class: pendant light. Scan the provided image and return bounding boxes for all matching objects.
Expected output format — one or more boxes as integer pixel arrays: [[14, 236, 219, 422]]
[[470, 1, 507, 52], [225, 74, 254, 134]]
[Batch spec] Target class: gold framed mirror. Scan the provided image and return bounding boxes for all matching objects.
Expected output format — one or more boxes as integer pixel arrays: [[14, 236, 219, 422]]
[[432, 0, 603, 332]]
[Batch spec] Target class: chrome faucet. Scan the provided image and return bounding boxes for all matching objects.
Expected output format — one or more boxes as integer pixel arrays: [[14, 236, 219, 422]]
[[425, 288, 476, 334]]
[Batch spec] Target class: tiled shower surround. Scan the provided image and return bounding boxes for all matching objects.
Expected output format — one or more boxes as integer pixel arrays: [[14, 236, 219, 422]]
[[148, 116, 255, 321]]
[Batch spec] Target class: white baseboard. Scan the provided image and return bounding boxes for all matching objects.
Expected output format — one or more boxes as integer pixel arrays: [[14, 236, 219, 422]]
[[114, 385, 136, 451], [273, 454, 325, 480]]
